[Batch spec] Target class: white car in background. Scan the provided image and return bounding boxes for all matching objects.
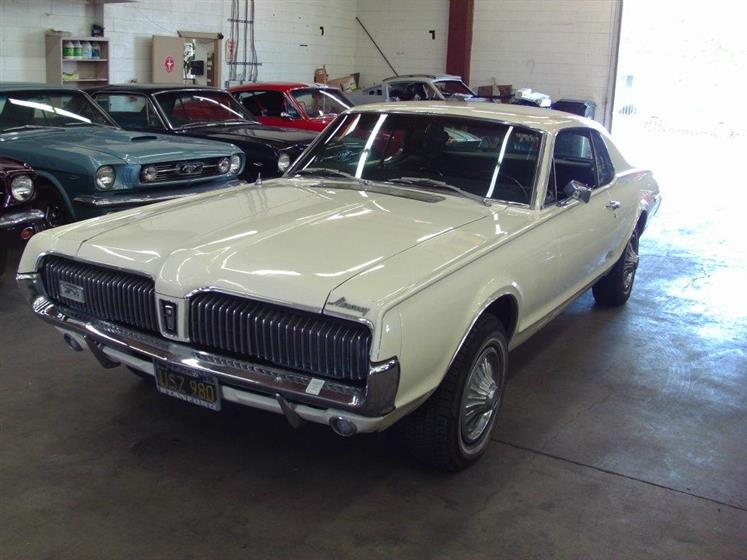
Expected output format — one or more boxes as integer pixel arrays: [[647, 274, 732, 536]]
[[350, 74, 483, 105], [18, 103, 660, 471]]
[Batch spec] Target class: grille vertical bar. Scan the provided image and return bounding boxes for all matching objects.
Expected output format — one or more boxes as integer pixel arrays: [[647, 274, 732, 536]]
[[41, 256, 158, 334], [189, 292, 372, 383]]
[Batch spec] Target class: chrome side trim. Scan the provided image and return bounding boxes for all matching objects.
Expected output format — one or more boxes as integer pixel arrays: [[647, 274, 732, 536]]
[[0, 208, 45, 228], [18, 276, 399, 417], [73, 180, 240, 208]]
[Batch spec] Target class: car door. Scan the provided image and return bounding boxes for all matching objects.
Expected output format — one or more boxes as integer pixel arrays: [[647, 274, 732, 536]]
[[92, 93, 167, 133], [542, 128, 619, 306]]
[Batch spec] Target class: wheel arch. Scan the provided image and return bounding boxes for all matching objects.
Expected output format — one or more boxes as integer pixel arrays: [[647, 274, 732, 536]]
[[34, 171, 76, 219]]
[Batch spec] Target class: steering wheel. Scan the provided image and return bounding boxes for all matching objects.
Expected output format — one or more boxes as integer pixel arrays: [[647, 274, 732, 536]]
[[501, 174, 531, 203]]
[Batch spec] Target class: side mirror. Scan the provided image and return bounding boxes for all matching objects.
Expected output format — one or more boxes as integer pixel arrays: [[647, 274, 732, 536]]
[[563, 180, 592, 203], [280, 111, 293, 119]]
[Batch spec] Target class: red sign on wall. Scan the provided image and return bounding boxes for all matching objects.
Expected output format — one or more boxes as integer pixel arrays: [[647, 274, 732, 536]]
[[164, 56, 175, 73]]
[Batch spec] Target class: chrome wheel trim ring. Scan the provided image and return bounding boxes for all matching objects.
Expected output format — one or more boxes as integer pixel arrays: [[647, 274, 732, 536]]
[[460, 346, 502, 446]]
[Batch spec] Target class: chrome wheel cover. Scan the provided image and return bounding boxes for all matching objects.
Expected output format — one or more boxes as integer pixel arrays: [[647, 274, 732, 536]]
[[623, 232, 640, 292], [460, 346, 502, 445]]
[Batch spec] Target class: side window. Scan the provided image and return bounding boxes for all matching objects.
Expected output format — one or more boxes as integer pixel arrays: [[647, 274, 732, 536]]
[[94, 94, 162, 130], [549, 129, 598, 203], [591, 131, 615, 185], [236, 90, 294, 118], [387, 81, 436, 101]]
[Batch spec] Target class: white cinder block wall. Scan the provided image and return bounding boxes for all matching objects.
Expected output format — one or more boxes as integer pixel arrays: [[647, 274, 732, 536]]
[[0, 0, 96, 82], [104, 0, 358, 85], [471, 0, 620, 121], [354, 0, 449, 87]]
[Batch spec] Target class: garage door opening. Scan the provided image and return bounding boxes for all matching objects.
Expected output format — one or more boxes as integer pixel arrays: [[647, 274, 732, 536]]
[[611, 0, 747, 272]]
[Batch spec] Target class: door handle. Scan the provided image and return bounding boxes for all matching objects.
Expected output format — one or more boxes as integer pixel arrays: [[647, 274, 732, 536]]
[[606, 201, 621, 210]]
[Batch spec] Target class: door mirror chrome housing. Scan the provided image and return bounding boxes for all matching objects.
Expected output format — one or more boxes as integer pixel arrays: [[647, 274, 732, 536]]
[[280, 111, 292, 119], [562, 180, 592, 204]]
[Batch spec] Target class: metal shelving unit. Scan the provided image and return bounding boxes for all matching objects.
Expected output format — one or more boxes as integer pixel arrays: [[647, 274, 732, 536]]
[[45, 34, 110, 87]]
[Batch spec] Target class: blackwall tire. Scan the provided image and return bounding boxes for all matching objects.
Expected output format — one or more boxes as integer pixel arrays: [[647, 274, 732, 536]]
[[401, 314, 508, 472], [592, 228, 640, 307]]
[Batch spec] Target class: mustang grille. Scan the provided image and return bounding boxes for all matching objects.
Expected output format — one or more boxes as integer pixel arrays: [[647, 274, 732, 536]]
[[189, 292, 372, 383], [148, 157, 226, 183], [41, 256, 158, 333]]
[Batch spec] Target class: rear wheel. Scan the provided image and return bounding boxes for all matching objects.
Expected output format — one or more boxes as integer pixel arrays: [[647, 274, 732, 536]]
[[401, 314, 508, 472], [592, 228, 640, 306]]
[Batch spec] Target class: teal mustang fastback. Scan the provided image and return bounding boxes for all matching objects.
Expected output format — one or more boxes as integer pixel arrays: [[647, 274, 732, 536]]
[[0, 83, 244, 224]]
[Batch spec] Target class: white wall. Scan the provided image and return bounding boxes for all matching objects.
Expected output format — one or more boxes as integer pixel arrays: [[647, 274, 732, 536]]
[[0, 0, 96, 82], [104, 0, 226, 84], [354, 0, 449, 87], [471, 0, 620, 121], [103, 0, 358, 85]]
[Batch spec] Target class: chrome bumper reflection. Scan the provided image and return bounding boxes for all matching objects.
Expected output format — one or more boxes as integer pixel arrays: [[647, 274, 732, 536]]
[[17, 273, 399, 417]]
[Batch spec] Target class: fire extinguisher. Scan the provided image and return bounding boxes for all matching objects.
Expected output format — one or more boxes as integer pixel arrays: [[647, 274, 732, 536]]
[[225, 38, 236, 62]]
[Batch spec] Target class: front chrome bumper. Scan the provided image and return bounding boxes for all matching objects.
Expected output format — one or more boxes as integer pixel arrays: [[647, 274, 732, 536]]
[[0, 208, 45, 229], [17, 273, 400, 432], [73, 179, 241, 208]]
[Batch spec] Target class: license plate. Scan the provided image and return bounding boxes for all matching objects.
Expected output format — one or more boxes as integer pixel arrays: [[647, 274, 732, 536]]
[[154, 362, 221, 411]]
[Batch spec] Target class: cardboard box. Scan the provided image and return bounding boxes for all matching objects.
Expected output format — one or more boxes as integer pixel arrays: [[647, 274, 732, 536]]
[[477, 84, 512, 99], [314, 66, 329, 84], [326, 74, 357, 93]]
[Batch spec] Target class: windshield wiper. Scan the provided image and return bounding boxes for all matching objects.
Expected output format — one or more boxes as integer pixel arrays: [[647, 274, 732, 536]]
[[1, 124, 62, 133], [295, 167, 367, 183], [62, 121, 115, 128], [387, 177, 489, 205]]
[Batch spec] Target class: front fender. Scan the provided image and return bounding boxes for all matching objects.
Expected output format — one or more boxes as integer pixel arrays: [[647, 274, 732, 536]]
[[33, 170, 77, 218]]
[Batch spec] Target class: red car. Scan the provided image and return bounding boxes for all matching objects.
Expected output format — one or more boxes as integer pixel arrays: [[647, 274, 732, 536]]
[[229, 83, 354, 132]]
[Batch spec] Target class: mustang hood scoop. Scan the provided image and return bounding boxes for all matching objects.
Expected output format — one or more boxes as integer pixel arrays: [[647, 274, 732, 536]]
[[129, 135, 159, 142], [73, 180, 491, 311]]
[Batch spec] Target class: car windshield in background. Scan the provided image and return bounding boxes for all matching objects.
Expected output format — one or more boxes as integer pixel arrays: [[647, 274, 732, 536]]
[[291, 88, 352, 117], [434, 80, 476, 98], [292, 112, 542, 205], [0, 91, 113, 132], [154, 90, 254, 128]]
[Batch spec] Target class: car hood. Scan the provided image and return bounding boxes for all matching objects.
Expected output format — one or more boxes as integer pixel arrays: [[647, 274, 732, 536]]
[[186, 123, 316, 149], [1, 127, 233, 164], [47, 178, 491, 311]]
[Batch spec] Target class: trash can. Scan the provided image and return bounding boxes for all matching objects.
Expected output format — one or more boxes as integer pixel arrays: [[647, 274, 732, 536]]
[[552, 99, 597, 119]]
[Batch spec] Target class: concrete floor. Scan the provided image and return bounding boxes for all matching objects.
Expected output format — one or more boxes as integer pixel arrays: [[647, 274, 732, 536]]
[[1, 131, 745, 559]]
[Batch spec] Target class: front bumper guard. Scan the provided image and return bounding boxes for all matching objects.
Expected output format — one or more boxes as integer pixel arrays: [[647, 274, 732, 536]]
[[17, 273, 399, 423]]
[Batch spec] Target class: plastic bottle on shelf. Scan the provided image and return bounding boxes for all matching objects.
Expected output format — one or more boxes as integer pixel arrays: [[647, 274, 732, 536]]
[[91, 42, 101, 59], [63, 40, 74, 58], [73, 40, 83, 58], [82, 41, 93, 59]]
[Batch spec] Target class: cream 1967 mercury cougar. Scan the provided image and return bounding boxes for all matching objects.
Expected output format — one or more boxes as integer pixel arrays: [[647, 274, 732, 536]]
[[17, 102, 660, 471]]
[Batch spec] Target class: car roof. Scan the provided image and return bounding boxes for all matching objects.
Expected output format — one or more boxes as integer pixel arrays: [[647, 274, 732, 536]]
[[0, 82, 82, 92], [229, 82, 338, 92], [382, 74, 464, 83], [346, 101, 600, 134], [90, 84, 224, 93]]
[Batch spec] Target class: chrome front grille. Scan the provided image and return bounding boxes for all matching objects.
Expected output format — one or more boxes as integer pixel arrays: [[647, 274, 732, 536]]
[[149, 157, 225, 183], [189, 292, 372, 383], [41, 256, 158, 334]]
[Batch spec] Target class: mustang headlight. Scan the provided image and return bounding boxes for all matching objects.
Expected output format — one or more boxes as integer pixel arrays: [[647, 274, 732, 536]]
[[277, 153, 291, 173], [10, 175, 34, 202], [140, 165, 158, 182], [217, 157, 231, 174], [229, 154, 241, 174], [95, 166, 116, 190]]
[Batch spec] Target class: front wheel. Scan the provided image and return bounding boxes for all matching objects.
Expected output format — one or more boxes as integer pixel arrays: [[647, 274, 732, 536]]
[[401, 314, 508, 472], [592, 228, 640, 306], [36, 184, 72, 228]]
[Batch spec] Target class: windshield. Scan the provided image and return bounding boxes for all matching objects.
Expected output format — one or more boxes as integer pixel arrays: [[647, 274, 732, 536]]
[[0, 91, 114, 132], [433, 80, 476, 97], [291, 88, 352, 117], [290, 112, 542, 205], [154, 90, 254, 128]]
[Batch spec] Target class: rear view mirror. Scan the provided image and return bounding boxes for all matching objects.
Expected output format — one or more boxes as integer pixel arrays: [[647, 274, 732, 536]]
[[563, 180, 592, 203]]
